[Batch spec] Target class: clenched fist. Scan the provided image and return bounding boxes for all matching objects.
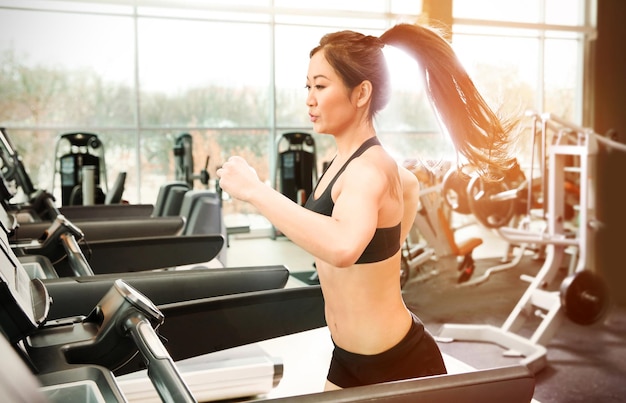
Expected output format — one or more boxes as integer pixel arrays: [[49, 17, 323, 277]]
[[216, 156, 262, 202]]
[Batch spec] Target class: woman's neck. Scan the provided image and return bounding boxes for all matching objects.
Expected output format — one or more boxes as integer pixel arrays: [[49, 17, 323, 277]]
[[334, 121, 376, 158]]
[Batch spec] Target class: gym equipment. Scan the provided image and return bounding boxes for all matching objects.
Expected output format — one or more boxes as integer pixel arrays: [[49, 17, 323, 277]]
[[3, 190, 223, 277], [0, 266, 536, 403], [258, 364, 534, 403], [42, 265, 290, 320], [0, 203, 312, 401], [0, 138, 226, 274], [39, 181, 191, 221], [173, 132, 210, 189], [52, 132, 108, 206], [0, 128, 146, 223], [0, 155, 305, 401], [437, 208, 484, 283], [407, 180, 483, 284], [400, 240, 434, 288], [152, 181, 191, 217], [400, 159, 435, 288], [441, 164, 474, 215], [400, 161, 483, 285], [275, 132, 317, 205], [0, 247, 310, 402], [437, 112, 613, 374], [0, 212, 536, 401], [57, 202, 154, 220], [0, 130, 209, 240], [151, 181, 237, 260], [0, 127, 37, 198], [560, 270, 610, 325], [443, 161, 527, 230], [0, 332, 537, 403], [0, 152, 534, 402], [272, 132, 317, 238], [177, 189, 227, 265], [466, 175, 517, 229], [104, 171, 127, 204], [0, 296, 535, 403], [452, 117, 570, 288], [456, 242, 532, 288], [11, 208, 187, 242], [29, 279, 197, 402], [46, 231, 223, 277], [4, 184, 218, 275], [0, 335, 48, 403]]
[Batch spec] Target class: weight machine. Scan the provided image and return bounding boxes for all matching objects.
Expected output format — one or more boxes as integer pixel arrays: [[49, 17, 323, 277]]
[[441, 113, 578, 288], [437, 112, 613, 374], [173, 133, 210, 189], [274, 132, 317, 205], [440, 140, 536, 288], [402, 160, 484, 286], [273, 132, 317, 238], [400, 184, 439, 288], [52, 132, 108, 206]]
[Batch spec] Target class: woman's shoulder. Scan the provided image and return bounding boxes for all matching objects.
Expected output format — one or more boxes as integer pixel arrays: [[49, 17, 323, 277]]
[[346, 146, 396, 179], [399, 165, 419, 191]]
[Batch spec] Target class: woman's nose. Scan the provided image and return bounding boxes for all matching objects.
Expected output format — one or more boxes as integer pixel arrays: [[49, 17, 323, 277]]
[[306, 91, 315, 107]]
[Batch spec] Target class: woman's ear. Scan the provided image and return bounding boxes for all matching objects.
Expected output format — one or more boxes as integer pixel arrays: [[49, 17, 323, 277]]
[[354, 80, 373, 108]]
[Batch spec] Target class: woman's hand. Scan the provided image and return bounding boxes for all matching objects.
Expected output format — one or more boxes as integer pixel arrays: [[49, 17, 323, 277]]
[[216, 156, 261, 202]]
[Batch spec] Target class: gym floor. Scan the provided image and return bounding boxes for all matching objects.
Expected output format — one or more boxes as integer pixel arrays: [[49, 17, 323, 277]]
[[225, 216, 626, 403]]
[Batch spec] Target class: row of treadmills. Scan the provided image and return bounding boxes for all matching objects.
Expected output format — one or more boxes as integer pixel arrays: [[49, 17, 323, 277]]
[[0, 127, 536, 402]]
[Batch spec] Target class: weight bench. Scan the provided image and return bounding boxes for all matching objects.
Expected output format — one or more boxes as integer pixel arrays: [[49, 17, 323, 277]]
[[437, 207, 483, 283]]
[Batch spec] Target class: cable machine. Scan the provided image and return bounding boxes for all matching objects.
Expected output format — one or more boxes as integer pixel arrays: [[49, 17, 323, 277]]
[[52, 132, 108, 206], [173, 133, 209, 189], [273, 132, 317, 237]]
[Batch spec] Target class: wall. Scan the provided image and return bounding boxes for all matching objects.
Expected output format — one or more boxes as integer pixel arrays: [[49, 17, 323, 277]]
[[593, 0, 626, 305]]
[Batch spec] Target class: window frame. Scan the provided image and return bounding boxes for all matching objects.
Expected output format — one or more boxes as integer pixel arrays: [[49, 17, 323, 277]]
[[0, 0, 597, 204]]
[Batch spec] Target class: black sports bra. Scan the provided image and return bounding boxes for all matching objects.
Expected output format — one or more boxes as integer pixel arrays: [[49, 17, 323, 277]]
[[304, 137, 401, 264]]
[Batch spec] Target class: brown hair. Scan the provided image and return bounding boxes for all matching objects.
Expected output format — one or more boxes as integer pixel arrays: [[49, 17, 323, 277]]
[[310, 30, 390, 120], [311, 23, 517, 176]]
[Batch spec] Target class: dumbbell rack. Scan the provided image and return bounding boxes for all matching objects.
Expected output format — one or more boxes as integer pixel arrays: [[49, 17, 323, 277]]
[[437, 113, 598, 374]]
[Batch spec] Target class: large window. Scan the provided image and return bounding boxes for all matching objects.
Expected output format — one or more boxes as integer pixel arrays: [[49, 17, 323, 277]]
[[451, 0, 592, 167], [0, 0, 596, 216]]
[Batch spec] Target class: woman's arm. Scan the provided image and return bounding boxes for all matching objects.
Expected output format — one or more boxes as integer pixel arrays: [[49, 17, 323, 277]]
[[217, 155, 385, 267]]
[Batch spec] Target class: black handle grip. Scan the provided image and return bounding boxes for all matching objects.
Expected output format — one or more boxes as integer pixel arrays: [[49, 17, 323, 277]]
[[124, 314, 196, 403]]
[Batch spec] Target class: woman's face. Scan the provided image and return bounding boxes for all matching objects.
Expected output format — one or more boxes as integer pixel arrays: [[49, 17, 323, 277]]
[[306, 50, 358, 136]]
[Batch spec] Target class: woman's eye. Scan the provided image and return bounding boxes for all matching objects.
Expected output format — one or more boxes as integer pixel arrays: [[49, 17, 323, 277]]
[[304, 84, 324, 91]]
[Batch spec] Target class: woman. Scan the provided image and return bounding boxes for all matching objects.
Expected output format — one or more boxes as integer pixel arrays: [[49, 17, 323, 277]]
[[217, 23, 515, 390]]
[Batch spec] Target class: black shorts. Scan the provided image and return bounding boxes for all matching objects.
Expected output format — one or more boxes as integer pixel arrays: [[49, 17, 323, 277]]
[[327, 312, 447, 388]]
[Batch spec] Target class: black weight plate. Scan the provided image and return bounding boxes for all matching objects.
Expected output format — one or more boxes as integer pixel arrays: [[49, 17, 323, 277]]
[[560, 270, 610, 326], [467, 176, 515, 229], [442, 168, 472, 215]]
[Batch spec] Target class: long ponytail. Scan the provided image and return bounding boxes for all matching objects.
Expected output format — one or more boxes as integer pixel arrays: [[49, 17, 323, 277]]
[[380, 23, 517, 177]]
